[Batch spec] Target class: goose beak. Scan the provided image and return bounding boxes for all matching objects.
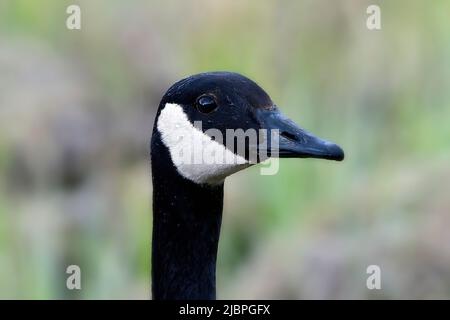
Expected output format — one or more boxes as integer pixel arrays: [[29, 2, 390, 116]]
[[255, 108, 344, 161]]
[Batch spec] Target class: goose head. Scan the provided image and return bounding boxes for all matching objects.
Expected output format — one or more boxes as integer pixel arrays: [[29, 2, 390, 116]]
[[152, 71, 344, 185]]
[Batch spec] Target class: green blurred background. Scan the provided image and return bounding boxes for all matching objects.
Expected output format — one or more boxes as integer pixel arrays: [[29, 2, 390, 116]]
[[0, 0, 449, 299]]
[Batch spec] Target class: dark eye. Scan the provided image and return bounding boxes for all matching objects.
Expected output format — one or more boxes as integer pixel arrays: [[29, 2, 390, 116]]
[[196, 95, 218, 114]]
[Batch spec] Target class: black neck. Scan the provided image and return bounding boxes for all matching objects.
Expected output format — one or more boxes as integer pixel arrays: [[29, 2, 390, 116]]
[[151, 135, 224, 300]]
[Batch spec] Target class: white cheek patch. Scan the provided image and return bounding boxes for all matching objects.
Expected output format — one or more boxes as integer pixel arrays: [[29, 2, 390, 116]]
[[157, 103, 250, 185]]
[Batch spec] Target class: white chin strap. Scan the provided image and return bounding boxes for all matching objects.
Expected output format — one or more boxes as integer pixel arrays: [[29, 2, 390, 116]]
[[157, 103, 249, 185]]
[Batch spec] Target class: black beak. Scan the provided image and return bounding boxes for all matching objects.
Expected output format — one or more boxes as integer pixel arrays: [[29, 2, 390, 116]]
[[255, 108, 344, 161]]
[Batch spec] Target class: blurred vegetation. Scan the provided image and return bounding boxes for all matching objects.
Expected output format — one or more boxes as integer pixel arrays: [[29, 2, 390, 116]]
[[0, 0, 449, 299]]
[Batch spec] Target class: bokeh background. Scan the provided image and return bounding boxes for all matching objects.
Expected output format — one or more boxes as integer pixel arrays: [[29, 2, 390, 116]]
[[1, 0, 450, 299]]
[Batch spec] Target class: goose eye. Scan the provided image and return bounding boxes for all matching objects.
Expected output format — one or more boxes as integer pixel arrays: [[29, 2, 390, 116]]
[[196, 95, 218, 114]]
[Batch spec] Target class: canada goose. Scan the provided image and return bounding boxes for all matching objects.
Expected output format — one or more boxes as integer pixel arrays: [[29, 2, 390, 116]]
[[150, 71, 344, 300]]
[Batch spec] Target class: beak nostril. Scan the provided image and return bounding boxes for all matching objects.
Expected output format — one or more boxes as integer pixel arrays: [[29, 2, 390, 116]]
[[280, 131, 298, 142]]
